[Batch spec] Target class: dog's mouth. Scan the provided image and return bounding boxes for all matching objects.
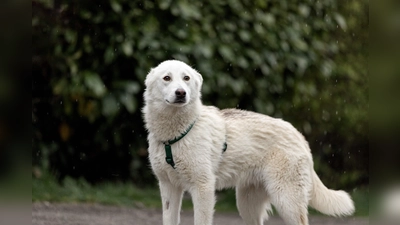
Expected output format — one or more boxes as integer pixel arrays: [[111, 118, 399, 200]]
[[165, 98, 187, 105], [174, 98, 186, 104]]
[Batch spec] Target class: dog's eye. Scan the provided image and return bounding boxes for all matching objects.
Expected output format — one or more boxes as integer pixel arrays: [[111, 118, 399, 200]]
[[183, 76, 190, 81], [163, 76, 171, 81]]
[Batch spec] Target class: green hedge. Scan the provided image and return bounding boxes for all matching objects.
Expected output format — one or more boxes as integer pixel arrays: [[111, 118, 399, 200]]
[[32, 0, 368, 188]]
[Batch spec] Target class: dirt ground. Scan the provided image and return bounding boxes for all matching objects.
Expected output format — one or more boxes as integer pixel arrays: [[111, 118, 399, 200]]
[[32, 202, 368, 225]]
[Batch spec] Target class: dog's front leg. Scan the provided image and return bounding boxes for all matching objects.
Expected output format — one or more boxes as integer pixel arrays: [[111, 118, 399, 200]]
[[159, 180, 184, 225], [191, 183, 216, 225]]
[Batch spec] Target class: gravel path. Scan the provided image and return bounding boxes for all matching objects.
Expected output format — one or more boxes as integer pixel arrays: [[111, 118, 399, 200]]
[[32, 202, 368, 225]]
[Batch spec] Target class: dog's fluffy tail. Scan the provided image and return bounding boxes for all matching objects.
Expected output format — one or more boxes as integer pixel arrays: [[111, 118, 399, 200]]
[[309, 171, 355, 217]]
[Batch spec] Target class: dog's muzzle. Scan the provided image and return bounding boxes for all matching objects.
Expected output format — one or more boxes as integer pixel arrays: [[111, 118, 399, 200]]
[[174, 88, 186, 103]]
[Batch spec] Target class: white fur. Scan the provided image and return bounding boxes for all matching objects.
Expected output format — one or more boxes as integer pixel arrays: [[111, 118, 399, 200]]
[[143, 60, 355, 225]]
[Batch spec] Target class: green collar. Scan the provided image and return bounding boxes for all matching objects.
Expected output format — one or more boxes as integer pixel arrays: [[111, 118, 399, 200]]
[[163, 121, 196, 169]]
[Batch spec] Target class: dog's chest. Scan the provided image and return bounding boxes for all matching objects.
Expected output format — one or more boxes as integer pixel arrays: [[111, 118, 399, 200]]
[[148, 137, 223, 187]]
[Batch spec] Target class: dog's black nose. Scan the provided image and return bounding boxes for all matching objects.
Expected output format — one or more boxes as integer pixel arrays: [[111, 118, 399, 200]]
[[175, 89, 186, 98]]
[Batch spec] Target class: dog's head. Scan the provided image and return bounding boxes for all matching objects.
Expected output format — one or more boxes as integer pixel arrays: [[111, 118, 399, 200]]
[[144, 60, 203, 107]]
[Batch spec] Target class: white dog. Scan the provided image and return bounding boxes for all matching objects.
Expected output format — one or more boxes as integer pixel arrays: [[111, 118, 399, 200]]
[[142, 60, 354, 225]]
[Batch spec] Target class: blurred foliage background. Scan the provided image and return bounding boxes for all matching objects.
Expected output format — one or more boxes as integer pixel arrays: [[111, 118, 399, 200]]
[[32, 0, 368, 189]]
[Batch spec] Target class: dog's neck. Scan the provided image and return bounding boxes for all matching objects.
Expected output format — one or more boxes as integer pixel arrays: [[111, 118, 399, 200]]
[[144, 100, 201, 142]]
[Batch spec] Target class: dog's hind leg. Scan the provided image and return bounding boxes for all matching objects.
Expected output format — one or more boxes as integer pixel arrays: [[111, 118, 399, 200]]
[[236, 184, 271, 225], [266, 167, 311, 225], [269, 187, 309, 225]]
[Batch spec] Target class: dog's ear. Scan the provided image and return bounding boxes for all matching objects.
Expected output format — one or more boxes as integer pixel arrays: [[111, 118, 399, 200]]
[[193, 69, 203, 89], [144, 68, 155, 87]]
